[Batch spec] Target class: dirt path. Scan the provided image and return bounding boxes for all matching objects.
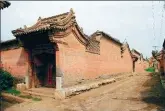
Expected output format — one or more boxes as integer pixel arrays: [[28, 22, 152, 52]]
[[4, 72, 165, 111]]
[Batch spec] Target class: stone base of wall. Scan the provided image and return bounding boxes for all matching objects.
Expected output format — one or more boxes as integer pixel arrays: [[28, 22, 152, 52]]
[[58, 72, 136, 99], [63, 72, 133, 88], [54, 78, 116, 99]]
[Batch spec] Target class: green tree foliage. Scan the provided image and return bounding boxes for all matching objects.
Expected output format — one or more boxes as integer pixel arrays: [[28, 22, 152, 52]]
[[0, 68, 14, 92]]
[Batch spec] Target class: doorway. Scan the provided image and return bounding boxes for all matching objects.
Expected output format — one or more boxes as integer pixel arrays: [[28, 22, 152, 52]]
[[34, 53, 56, 88]]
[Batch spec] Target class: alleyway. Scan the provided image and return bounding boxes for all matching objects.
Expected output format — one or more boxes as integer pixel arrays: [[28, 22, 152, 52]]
[[5, 72, 165, 111]]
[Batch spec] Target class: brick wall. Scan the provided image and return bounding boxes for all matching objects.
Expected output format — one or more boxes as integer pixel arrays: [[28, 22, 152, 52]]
[[1, 32, 148, 87], [131, 51, 148, 73], [120, 44, 133, 73], [134, 59, 148, 73], [58, 32, 134, 87], [1, 47, 28, 77], [56, 33, 87, 86]]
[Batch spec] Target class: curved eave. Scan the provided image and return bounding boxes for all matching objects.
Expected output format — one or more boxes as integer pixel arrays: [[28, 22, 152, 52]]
[[132, 49, 141, 56], [101, 32, 122, 46], [74, 23, 89, 44], [12, 25, 51, 37], [11, 9, 74, 37]]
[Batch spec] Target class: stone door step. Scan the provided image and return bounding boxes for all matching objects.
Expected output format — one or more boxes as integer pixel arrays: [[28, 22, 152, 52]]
[[23, 90, 55, 98]]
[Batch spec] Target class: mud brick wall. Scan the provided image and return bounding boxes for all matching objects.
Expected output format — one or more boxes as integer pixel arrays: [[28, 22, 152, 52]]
[[132, 52, 148, 73], [1, 47, 28, 77], [58, 32, 135, 87], [0, 33, 148, 87]]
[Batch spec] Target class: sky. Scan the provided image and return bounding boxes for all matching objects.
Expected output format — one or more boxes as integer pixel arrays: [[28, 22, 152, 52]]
[[1, 1, 165, 58]]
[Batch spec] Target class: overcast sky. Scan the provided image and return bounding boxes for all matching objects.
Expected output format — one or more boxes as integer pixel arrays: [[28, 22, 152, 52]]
[[1, 1, 165, 58]]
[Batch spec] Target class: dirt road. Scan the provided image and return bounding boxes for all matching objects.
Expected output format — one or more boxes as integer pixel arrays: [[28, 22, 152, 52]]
[[4, 72, 165, 111]]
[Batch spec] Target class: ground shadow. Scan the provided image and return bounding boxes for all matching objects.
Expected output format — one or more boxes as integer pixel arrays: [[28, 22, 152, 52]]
[[0, 96, 19, 111], [140, 72, 165, 111]]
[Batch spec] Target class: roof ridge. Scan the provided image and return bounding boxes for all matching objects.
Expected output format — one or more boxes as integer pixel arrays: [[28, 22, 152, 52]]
[[101, 31, 121, 43], [41, 12, 69, 21], [132, 49, 141, 55], [12, 10, 74, 36]]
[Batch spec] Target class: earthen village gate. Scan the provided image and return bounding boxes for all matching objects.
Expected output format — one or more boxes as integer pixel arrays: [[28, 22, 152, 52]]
[[11, 9, 81, 89]]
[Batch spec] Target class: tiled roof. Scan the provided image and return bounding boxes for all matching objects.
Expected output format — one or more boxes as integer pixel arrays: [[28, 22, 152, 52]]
[[131, 54, 138, 58], [0, 39, 20, 51], [86, 39, 100, 54], [132, 49, 141, 56], [12, 8, 76, 36], [86, 30, 124, 54], [90, 31, 122, 46], [0, 1, 10, 10]]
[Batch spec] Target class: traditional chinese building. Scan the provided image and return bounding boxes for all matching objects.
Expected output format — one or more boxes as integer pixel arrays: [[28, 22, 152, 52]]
[[1, 9, 149, 90]]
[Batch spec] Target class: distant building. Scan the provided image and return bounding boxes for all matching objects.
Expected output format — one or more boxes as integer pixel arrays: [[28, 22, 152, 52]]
[[131, 49, 149, 72], [0, 1, 11, 10], [153, 39, 165, 75]]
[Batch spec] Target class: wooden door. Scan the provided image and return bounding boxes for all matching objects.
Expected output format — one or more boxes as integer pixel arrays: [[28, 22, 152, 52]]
[[46, 63, 56, 88]]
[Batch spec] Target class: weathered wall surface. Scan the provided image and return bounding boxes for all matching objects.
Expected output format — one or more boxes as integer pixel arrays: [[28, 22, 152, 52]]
[[0, 32, 148, 88], [132, 51, 148, 73], [99, 37, 122, 75], [99, 38, 133, 75], [1, 48, 28, 77], [143, 61, 149, 70], [134, 59, 147, 73], [120, 45, 133, 73], [59, 32, 134, 87], [56, 32, 88, 86]]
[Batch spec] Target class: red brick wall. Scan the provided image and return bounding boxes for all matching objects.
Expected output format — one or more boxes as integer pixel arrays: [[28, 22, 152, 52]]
[[134, 60, 148, 73], [120, 45, 133, 73], [56, 33, 87, 86], [58, 32, 134, 87], [1, 47, 28, 77], [131, 52, 148, 73], [1, 33, 148, 87], [99, 38, 133, 75]]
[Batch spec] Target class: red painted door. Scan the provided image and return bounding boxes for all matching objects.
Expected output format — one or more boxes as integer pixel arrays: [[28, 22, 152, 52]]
[[46, 64, 56, 87]]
